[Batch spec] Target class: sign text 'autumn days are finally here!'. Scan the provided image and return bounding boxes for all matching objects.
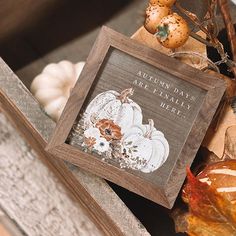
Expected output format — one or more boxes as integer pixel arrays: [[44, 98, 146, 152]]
[[134, 70, 197, 120]]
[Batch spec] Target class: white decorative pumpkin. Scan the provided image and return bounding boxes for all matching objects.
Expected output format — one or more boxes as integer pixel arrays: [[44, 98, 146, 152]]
[[121, 119, 169, 173], [31, 60, 85, 122], [83, 88, 143, 133]]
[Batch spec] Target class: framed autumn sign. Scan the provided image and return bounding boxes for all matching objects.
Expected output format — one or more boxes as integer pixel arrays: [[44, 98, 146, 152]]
[[46, 26, 226, 208]]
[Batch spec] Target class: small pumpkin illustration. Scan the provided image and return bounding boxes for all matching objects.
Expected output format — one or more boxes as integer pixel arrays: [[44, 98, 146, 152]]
[[121, 119, 169, 173], [83, 88, 143, 134], [31, 60, 85, 122]]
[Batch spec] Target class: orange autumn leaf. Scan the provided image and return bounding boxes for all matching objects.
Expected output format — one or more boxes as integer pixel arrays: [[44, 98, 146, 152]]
[[175, 164, 236, 236]]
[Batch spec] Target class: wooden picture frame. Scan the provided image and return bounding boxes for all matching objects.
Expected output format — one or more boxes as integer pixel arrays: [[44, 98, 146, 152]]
[[46, 26, 226, 208]]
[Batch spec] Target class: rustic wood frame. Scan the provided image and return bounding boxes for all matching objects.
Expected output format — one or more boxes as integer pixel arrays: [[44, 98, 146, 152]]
[[46, 26, 226, 208]]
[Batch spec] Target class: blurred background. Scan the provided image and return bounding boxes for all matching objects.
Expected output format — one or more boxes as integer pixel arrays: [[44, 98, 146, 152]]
[[2, 0, 234, 86], [0, 1, 236, 235]]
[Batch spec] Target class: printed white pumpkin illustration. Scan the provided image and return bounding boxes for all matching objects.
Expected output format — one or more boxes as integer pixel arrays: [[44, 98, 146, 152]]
[[83, 88, 143, 133], [31, 60, 85, 122], [79, 88, 169, 173], [121, 119, 169, 173]]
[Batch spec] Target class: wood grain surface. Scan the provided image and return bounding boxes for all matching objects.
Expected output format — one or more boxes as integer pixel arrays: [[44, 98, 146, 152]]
[[0, 113, 101, 236], [47, 26, 226, 208], [0, 58, 149, 236]]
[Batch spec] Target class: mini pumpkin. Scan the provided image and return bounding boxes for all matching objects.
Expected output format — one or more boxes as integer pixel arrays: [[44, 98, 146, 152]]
[[83, 88, 143, 134], [149, 0, 176, 7], [144, 4, 172, 34], [155, 13, 190, 49], [197, 160, 236, 202], [121, 119, 169, 173], [176, 162, 236, 236], [31, 60, 85, 122]]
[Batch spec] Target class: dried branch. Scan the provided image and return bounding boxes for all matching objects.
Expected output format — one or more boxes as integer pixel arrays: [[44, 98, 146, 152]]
[[175, 2, 209, 36], [175, 0, 236, 76], [218, 0, 236, 78], [206, 0, 219, 37], [190, 31, 213, 47]]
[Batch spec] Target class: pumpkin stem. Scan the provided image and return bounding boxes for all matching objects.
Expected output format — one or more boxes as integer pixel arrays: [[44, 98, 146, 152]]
[[117, 88, 134, 103], [155, 24, 169, 42], [145, 119, 155, 139]]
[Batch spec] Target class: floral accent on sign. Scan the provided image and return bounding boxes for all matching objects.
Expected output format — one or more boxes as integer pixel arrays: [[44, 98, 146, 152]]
[[96, 119, 122, 141], [84, 137, 96, 148], [83, 127, 110, 153], [71, 88, 170, 173]]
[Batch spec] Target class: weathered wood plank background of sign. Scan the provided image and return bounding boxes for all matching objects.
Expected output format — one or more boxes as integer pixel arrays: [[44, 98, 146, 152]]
[[71, 47, 207, 183]]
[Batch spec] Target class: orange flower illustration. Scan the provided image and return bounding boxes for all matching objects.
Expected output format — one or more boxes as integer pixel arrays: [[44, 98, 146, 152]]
[[84, 137, 96, 148], [96, 119, 122, 141]]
